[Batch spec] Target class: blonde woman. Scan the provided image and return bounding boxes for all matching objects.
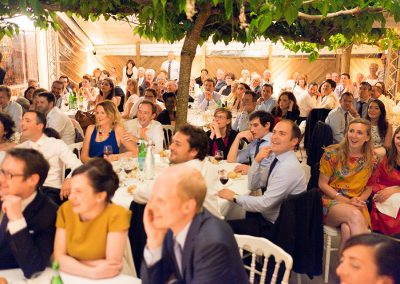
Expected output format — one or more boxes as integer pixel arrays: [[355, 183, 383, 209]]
[[81, 100, 137, 162], [319, 118, 379, 250]]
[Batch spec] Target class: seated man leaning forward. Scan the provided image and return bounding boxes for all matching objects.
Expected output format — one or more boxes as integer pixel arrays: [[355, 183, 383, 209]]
[[0, 148, 58, 278], [219, 120, 307, 239], [141, 164, 249, 284], [227, 110, 275, 174], [133, 123, 221, 217]]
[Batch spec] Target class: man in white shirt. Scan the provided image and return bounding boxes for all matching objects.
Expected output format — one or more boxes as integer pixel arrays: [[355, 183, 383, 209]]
[[132, 124, 222, 217], [261, 69, 273, 86], [35, 92, 75, 145], [372, 83, 395, 115], [0, 85, 22, 130], [51, 80, 64, 109], [197, 78, 220, 111], [123, 101, 164, 152], [297, 82, 318, 122], [165, 80, 178, 94], [17, 111, 82, 205], [325, 92, 355, 144], [256, 83, 277, 113], [319, 79, 339, 110], [334, 73, 356, 99], [129, 88, 165, 118], [160, 51, 180, 81], [232, 90, 257, 132]]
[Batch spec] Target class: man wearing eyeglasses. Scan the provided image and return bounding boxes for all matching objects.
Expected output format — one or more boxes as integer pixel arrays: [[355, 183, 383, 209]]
[[0, 148, 58, 278]]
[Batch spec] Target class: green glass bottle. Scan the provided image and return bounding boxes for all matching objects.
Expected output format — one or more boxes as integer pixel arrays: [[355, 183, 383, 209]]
[[138, 138, 146, 172], [50, 261, 63, 284]]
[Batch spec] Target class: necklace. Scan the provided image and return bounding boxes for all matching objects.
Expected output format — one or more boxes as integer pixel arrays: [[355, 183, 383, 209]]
[[97, 126, 112, 142]]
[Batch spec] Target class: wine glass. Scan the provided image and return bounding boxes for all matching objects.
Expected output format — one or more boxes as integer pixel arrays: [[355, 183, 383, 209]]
[[218, 169, 229, 186], [214, 150, 224, 162], [103, 145, 113, 159]]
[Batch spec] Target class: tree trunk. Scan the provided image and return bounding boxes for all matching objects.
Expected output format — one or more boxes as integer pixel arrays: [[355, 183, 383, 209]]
[[175, 3, 212, 129], [340, 44, 353, 74]]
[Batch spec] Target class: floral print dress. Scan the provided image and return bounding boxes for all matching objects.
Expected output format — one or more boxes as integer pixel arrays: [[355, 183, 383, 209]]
[[319, 148, 378, 226]]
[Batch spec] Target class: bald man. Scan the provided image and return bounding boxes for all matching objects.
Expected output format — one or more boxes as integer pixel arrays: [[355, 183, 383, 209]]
[[141, 165, 248, 284]]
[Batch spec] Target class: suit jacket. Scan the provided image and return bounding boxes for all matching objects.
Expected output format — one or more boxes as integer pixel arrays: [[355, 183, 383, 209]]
[[272, 189, 323, 278], [0, 191, 58, 278], [141, 209, 249, 284]]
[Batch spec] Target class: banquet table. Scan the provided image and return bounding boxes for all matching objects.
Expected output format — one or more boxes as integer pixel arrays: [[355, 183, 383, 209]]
[[112, 157, 249, 220], [0, 268, 141, 284]]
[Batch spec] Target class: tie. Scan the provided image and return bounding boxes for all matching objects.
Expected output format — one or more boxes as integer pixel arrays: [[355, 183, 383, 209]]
[[174, 239, 183, 276], [263, 158, 278, 193], [358, 102, 364, 117], [344, 112, 349, 132], [140, 127, 148, 140], [0, 212, 9, 243], [254, 139, 265, 158], [168, 61, 172, 80]]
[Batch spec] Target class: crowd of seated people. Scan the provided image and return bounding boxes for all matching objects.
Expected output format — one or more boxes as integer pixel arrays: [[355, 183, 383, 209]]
[[1, 52, 400, 283]]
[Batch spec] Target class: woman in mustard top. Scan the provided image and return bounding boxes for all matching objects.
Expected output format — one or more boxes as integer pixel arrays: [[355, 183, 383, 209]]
[[54, 158, 131, 279], [319, 118, 378, 251]]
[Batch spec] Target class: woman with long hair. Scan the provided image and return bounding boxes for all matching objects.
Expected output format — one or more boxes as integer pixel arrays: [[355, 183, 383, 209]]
[[81, 100, 137, 162], [94, 77, 120, 107], [271, 91, 300, 124], [367, 99, 393, 155], [366, 126, 400, 235], [122, 78, 139, 119], [293, 74, 308, 99], [121, 59, 138, 85], [207, 108, 238, 159], [0, 113, 16, 151], [319, 118, 379, 250], [226, 82, 250, 113], [78, 74, 98, 103]]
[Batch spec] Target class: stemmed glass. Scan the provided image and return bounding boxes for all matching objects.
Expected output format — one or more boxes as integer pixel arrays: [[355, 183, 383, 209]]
[[214, 150, 224, 162], [103, 145, 113, 159], [218, 169, 229, 186]]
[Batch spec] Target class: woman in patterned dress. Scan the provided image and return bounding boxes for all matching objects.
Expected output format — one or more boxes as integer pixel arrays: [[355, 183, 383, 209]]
[[319, 118, 378, 250]]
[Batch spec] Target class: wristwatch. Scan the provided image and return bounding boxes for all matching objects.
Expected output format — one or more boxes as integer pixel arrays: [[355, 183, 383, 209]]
[[233, 194, 238, 203]]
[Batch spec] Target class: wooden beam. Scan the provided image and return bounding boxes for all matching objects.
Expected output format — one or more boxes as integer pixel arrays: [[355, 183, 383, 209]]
[[136, 41, 141, 66]]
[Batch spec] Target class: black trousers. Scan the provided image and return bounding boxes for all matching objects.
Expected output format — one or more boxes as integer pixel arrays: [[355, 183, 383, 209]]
[[227, 212, 274, 240]]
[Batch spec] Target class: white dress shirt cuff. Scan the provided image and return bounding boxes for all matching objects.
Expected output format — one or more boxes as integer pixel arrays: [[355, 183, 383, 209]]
[[8, 217, 27, 235], [143, 245, 163, 267]]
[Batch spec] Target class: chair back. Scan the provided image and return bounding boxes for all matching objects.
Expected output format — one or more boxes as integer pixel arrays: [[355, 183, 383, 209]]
[[304, 108, 331, 151], [272, 189, 323, 277], [306, 121, 333, 167], [235, 234, 293, 284], [69, 142, 83, 160], [162, 125, 175, 149]]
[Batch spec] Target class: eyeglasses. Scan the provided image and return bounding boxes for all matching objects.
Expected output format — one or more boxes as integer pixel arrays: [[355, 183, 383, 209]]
[[0, 169, 25, 180]]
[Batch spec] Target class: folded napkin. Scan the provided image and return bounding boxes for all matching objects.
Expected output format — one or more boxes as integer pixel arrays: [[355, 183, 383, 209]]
[[376, 193, 400, 218]]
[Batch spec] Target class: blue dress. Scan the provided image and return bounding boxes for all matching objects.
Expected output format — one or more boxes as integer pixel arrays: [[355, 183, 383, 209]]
[[89, 128, 119, 157]]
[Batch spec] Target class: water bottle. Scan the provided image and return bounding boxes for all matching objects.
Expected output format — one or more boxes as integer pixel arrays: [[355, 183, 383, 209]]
[[138, 138, 146, 172], [50, 261, 63, 284], [145, 140, 155, 180]]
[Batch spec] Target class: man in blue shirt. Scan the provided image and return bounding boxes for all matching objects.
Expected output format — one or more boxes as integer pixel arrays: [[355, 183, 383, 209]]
[[256, 83, 276, 113], [227, 110, 275, 174], [219, 120, 307, 239]]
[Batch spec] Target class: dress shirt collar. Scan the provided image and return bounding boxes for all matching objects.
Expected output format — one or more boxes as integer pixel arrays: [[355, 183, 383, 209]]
[[274, 150, 295, 163], [135, 118, 155, 129], [261, 132, 272, 142], [46, 106, 57, 119], [30, 134, 47, 148], [2, 101, 10, 112], [174, 220, 192, 250], [183, 159, 204, 170]]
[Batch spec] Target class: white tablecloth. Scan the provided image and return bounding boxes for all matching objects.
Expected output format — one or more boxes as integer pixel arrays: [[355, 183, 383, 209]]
[[112, 159, 249, 220], [0, 268, 141, 284]]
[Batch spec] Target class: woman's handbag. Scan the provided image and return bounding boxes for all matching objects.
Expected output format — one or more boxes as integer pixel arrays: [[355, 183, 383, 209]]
[[75, 110, 95, 133]]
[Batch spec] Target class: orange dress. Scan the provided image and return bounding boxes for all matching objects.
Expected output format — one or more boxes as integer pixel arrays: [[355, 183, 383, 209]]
[[319, 148, 378, 226]]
